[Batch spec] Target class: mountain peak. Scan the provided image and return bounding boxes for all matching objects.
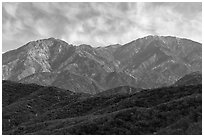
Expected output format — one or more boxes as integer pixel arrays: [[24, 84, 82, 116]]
[[144, 35, 159, 39], [47, 37, 56, 40]]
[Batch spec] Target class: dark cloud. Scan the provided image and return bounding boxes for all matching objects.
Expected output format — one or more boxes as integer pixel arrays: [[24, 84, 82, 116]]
[[117, 3, 129, 11], [2, 2, 202, 52]]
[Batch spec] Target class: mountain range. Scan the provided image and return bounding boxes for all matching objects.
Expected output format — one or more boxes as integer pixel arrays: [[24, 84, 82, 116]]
[[2, 35, 202, 134], [2, 35, 202, 94]]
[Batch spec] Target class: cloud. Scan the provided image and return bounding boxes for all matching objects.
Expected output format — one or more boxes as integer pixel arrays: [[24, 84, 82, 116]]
[[2, 2, 202, 52]]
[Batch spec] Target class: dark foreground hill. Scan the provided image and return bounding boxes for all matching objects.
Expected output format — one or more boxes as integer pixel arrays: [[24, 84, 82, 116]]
[[2, 80, 202, 135]]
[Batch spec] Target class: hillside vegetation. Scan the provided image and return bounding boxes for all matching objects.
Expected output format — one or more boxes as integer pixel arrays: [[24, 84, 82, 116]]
[[2, 80, 202, 135]]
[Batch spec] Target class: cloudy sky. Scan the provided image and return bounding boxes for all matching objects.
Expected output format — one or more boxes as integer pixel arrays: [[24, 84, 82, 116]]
[[2, 2, 202, 52]]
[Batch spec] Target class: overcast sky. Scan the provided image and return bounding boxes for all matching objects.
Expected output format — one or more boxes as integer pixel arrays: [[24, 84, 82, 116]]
[[2, 2, 202, 52]]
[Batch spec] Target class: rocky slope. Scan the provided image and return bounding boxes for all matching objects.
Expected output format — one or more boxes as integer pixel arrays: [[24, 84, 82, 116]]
[[113, 36, 202, 88], [2, 35, 202, 94]]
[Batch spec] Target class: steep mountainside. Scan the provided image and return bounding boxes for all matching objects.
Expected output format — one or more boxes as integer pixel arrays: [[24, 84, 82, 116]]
[[2, 78, 202, 135], [2, 35, 202, 94], [3, 38, 135, 93], [19, 71, 102, 94], [113, 36, 202, 88]]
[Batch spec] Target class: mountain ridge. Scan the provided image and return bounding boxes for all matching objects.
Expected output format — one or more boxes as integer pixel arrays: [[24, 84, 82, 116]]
[[2, 35, 202, 94]]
